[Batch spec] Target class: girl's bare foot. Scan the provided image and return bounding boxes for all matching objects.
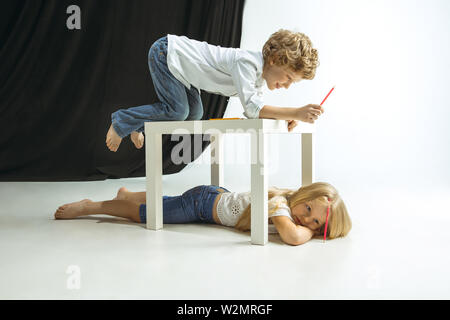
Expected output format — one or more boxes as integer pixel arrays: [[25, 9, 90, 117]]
[[54, 199, 93, 219], [106, 124, 122, 152], [130, 131, 144, 149]]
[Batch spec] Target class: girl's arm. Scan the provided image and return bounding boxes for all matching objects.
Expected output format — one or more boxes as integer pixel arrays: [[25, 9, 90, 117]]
[[271, 216, 315, 245]]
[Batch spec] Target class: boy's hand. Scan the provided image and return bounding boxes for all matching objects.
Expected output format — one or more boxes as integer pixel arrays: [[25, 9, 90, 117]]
[[295, 104, 325, 123], [286, 119, 298, 132]]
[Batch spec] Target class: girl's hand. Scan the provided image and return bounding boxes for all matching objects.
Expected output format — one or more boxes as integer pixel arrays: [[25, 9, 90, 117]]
[[286, 119, 298, 132], [295, 104, 325, 123]]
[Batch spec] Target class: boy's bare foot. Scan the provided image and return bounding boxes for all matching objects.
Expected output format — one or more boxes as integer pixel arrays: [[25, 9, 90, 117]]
[[106, 124, 122, 152], [113, 187, 130, 201], [130, 131, 144, 149], [54, 199, 93, 219]]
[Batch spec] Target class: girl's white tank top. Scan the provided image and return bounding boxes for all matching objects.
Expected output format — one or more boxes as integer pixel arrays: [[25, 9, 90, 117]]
[[216, 191, 294, 234]]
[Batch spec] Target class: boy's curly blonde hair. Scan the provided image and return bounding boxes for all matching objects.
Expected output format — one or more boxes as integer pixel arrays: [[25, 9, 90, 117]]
[[262, 29, 320, 80]]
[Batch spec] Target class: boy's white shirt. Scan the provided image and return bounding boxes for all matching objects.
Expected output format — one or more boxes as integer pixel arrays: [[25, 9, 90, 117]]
[[166, 34, 266, 119]]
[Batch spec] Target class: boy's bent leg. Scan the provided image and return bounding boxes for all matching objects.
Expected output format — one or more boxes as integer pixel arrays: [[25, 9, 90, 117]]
[[109, 36, 192, 140], [148, 46, 191, 123]]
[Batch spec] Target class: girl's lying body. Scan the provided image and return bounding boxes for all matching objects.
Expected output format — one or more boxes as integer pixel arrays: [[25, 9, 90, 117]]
[[54, 182, 352, 246]]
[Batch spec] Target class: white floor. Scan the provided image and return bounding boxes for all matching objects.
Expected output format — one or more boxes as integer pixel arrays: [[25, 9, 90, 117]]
[[1, 163, 450, 300]]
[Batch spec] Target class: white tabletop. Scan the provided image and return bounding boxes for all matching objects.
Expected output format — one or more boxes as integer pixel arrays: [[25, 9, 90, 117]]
[[144, 119, 315, 134]]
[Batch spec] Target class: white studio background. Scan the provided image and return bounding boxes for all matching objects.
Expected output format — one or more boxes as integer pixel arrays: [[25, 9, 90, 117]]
[[206, 0, 450, 196]]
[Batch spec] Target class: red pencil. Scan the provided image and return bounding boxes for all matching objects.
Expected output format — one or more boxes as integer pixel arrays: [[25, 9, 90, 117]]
[[320, 86, 335, 106], [323, 204, 330, 242]]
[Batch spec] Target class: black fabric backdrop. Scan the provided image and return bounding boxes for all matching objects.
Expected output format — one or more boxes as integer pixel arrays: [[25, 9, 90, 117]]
[[0, 0, 245, 181]]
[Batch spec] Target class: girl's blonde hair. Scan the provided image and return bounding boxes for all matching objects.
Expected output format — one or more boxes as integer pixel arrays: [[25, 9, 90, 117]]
[[262, 29, 320, 80], [234, 182, 352, 240]]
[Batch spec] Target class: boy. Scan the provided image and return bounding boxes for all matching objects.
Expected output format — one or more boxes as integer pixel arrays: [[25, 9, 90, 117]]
[[106, 29, 324, 152]]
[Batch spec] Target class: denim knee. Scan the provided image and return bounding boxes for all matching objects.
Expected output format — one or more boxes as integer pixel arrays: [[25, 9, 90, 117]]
[[190, 102, 204, 120], [167, 108, 190, 121], [187, 108, 203, 120]]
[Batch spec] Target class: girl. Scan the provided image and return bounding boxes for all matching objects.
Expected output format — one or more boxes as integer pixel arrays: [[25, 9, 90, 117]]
[[54, 182, 352, 246]]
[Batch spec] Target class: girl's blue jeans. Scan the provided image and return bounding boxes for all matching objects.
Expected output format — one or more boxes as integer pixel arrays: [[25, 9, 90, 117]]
[[111, 36, 204, 138], [139, 185, 230, 224]]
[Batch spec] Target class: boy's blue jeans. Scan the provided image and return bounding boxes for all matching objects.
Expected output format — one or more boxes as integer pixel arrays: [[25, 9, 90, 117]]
[[111, 36, 204, 138], [139, 185, 230, 224]]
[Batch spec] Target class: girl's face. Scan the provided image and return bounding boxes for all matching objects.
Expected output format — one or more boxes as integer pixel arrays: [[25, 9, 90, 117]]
[[262, 58, 303, 91], [290, 199, 328, 233]]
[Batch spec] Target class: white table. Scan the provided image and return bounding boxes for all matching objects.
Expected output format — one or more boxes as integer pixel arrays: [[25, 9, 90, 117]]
[[144, 119, 314, 245]]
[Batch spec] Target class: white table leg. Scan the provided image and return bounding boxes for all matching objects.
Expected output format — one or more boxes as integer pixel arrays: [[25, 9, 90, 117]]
[[210, 134, 224, 187], [301, 133, 314, 186], [146, 131, 163, 230], [250, 131, 268, 245]]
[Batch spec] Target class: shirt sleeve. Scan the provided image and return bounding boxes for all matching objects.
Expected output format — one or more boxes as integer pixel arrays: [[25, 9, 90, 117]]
[[230, 55, 265, 119], [270, 203, 294, 222]]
